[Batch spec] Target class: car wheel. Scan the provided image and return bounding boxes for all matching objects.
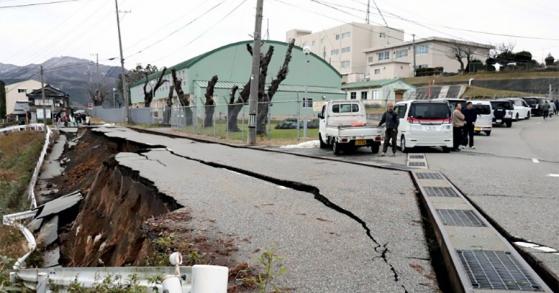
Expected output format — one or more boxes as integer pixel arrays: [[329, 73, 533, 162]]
[[485, 130, 491, 136], [506, 121, 512, 128], [333, 141, 341, 155], [442, 147, 451, 153], [526, 112, 531, 120], [319, 134, 328, 149], [371, 142, 380, 154], [400, 136, 408, 153]]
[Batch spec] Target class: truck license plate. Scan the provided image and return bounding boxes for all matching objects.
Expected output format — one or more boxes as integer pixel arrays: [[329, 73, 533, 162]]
[[355, 139, 367, 146]]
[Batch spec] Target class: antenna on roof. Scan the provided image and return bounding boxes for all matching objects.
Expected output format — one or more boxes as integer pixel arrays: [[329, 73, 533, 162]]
[[372, 0, 388, 27]]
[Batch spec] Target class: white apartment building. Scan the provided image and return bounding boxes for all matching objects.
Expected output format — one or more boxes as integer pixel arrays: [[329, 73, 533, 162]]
[[5, 79, 42, 115], [364, 37, 493, 80], [286, 23, 404, 82]]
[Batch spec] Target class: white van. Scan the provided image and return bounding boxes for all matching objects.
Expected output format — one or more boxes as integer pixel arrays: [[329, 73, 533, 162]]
[[394, 100, 453, 152], [470, 100, 493, 136], [504, 98, 531, 120]]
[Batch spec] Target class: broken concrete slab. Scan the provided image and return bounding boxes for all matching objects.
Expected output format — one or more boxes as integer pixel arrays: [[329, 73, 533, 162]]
[[36, 215, 58, 247], [35, 191, 82, 219]]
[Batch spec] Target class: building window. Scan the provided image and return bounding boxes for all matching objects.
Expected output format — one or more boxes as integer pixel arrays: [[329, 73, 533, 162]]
[[373, 90, 381, 100], [341, 46, 351, 53], [330, 49, 339, 55], [395, 49, 408, 58], [379, 32, 386, 38], [350, 92, 357, 99], [361, 91, 368, 100], [341, 32, 351, 39], [18, 89, 26, 93], [377, 51, 390, 61], [368, 56, 374, 63], [335, 34, 340, 40], [341, 61, 350, 68], [417, 45, 429, 54], [374, 69, 381, 75]]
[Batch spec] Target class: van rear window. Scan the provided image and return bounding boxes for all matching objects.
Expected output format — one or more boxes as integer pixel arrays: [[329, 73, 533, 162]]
[[332, 103, 359, 113], [491, 101, 513, 110], [474, 104, 491, 115], [409, 103, 450, 119]]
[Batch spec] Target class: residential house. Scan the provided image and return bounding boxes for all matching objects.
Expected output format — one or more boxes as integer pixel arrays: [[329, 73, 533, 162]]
[[286, 23, 404, 83], [364, 37, 493, 80], [342, 79, 415, 106], [27, 85, 70, 121], [5, 79, 42, 116]]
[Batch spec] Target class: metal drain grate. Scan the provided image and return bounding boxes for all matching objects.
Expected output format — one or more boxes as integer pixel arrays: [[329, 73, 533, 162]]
[[437, 209, 486, 227], [423, 186, 459, 197], [457, 250, 543, 291], [416, 172, 443, 180], [408, 161, 426, 167], [409, 154, 425, 159]]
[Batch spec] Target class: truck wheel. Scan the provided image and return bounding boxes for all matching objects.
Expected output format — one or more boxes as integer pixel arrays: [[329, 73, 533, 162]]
[[485, 130, 491, 136], [319, 134, 327, 149], [506, 121, 512, 128], [333, 141, 341, 155], [400, 136, 408, 153], [371, 143, 380, 154]]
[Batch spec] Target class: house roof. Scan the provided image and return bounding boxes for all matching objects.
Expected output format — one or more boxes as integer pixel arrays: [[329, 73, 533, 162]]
[[130, 39, 341, 88], [363, 36, 494, 53], [27, 84, 69, 98], [342, 79, 410, 90]]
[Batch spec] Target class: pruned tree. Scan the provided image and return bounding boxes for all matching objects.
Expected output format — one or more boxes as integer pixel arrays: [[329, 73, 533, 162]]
[[227, 44, 274, 132], [257, 39, 295, 134], [164, 84, 174, 125], [171, 68, 192, 126], [448, 44, 475, 73], [545, 54, 555, 66], [204, 75, 218, 127], [117, 63, 160, 105], [89, 87, 107, 107], [0, 80, 6, 119], [143, 67, 168, 107], [227, 85, 240, 131]]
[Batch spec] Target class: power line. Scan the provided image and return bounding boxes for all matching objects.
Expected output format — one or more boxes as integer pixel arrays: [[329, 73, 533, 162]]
[[0, 0, 79, 9], [125, 0, 228, 59]]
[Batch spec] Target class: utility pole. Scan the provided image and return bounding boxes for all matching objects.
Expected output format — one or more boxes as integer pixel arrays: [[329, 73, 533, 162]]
[[366, 0, 370, 24], [40, 65, 46, 124], [115, 0, 129, 123], [248, 0, 264, 145], [412, 34, 417, 77]]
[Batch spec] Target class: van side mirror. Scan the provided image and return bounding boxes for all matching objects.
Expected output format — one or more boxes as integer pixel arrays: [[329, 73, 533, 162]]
[[318, 113, 324, 119]]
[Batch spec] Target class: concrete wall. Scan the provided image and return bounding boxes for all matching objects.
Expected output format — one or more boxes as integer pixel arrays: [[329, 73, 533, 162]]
[[344, 81, 415, 105], [369, 63, 412, 80]]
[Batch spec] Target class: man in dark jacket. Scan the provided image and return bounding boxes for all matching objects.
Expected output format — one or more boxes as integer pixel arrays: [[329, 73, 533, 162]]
[[378, 102, 399, 156], [462, 102, 477, 149]]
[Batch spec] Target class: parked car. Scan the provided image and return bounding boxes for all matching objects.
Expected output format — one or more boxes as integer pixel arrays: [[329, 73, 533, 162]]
[[490, 100, 514, 127], [433, 98, 466, 111], [523, 97, 546, 116], [394, 100, 453, 152], [471, 100, 493, 136], [503, 98, 531, 120], [275, 118, 319, 129], [318, 100, 383, 155]]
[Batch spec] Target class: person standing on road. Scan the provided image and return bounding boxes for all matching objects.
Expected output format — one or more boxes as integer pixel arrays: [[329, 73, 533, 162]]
[[452, 103, 465, 151], [378, 102, 399, 156], [542, 100, 550, 120], [462, 102, 477, 149], [554, 99, 559, 115]]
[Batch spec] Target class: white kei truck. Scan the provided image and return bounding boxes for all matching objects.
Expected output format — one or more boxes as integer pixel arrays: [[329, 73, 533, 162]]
[[317, 100, 383, 155]]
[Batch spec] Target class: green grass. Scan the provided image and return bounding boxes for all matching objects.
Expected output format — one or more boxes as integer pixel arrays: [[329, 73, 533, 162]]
[[463, 86, 534, 98], [175, 120, 318, 145], [403, 71, 559, 86]]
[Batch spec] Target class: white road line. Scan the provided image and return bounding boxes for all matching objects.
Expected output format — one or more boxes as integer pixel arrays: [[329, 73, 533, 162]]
[[533, 246, 558, 253], [547, 174, 559, 178], [515, 241, 539, 248], [532, 158, 540, 163]]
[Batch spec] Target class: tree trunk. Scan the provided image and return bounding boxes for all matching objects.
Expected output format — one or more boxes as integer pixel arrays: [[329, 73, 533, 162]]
[[256, 96, 269, 135], [204, 75, 218, 128], [163, 85, 174, 125], [227, 103, 243, 132], [143, 67, 168, 107], [171, 69, 192, 126]]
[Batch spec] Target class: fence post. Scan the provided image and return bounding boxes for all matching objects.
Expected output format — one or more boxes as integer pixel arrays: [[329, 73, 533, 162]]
[[297, 93, 301, 142]]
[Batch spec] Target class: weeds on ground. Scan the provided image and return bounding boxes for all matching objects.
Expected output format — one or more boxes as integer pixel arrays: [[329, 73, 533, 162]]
[[234, 249, 288, 293], [144, 233, 202, 266]]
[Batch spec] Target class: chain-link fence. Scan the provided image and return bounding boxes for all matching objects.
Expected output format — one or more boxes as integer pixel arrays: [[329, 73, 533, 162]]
[[91, 98, 319, 143]]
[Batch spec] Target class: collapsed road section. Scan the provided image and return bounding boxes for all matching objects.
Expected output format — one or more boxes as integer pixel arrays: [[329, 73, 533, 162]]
[[56, 126, 440, 292]]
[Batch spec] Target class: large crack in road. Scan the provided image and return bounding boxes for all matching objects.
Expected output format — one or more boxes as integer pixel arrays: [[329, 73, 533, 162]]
[[164, 147, 410, 292]]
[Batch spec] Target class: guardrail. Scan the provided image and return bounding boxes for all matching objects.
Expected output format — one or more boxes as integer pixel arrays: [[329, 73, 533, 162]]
[[10, 264, 229, 293]]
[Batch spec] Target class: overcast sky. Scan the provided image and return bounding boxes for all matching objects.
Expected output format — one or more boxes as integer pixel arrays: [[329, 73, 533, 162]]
[[1, 0, 558, 69]]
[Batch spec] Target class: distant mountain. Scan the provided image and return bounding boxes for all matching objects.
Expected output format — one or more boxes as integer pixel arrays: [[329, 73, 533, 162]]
[[0, 57, 123, 107]]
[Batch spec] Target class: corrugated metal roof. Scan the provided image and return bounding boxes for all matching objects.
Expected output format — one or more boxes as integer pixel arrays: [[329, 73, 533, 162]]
[[341, 79, 409, 90], [194, 80, 343, 94]]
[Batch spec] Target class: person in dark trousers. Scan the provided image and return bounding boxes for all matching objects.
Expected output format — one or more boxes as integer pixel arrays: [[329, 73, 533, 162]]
[[462, 102, 477, 149], [542, 101, 550, 119], [378, 102, 399, 156], [554, 99, 559, 115], [452, 103, 465, 151]]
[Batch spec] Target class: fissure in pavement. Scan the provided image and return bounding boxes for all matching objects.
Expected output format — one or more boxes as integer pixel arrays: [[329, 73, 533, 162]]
[[163, 147, 410, 292]]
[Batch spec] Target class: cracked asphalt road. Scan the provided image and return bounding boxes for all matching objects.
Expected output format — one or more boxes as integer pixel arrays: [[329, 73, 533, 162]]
[[94, 127, 439, 292]]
